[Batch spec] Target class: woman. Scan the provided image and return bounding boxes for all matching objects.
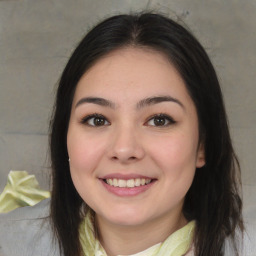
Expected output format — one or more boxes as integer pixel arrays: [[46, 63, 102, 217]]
[[0, 12, 244, 256]]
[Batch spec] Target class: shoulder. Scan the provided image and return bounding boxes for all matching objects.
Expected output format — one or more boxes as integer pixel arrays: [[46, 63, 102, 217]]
[[185, 220, 256, 256], [223, 220, 256, 256], [0, 198, 60, 256], [240, 184, 256, 255], [240, 217, 256, 255]]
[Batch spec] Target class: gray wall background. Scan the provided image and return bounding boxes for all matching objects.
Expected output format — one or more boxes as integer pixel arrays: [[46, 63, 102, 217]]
[[0, 0, 255, 215]]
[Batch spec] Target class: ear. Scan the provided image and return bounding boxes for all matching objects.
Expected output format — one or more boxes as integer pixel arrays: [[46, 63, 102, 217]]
[[196, 142, 205, 168]]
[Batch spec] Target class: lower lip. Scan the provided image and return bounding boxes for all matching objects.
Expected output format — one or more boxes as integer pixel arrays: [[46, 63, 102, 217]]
[[100, 179, 156, 197]]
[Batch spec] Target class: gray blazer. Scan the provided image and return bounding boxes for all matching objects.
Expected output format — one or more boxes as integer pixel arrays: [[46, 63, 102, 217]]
[[0, 198, 60, 256], [0, 198, 255, 256]]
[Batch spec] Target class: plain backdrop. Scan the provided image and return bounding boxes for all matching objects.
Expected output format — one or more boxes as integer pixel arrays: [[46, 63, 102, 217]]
[[0, 0, 255, 220]]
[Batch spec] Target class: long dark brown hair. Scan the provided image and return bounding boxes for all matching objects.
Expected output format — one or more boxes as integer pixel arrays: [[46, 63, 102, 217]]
[[50, 12, 244, 256]]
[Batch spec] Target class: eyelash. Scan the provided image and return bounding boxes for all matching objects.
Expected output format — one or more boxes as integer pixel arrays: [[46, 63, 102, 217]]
[[80, 113, 176, 127], [145, 113, 176, 127], [80, 113, 110, 127]]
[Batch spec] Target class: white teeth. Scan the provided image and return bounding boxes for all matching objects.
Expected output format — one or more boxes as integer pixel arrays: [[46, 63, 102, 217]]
[[113, 178, 118, 187], [118, 179, 126, 187], [127, 179, 135, 187], [145, 178, 151, 184], [105, 178, 152, 188], [135, 178, 141, 186]]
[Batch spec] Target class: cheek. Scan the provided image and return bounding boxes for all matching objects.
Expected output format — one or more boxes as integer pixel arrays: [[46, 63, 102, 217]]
[[153, 133, 198, 168], [67, 129, 106, 206], [153, 134, 198, 202], [148, 129, 199, 195], [67, 129, 105, 174]]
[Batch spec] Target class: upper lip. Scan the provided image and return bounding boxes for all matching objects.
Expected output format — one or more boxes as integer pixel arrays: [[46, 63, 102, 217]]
[[100, 173, 156, 180]]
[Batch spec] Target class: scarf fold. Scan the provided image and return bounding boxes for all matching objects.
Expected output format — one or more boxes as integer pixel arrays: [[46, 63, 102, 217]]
[[0, 170, 50, 213], [79, 210, 195, 256]]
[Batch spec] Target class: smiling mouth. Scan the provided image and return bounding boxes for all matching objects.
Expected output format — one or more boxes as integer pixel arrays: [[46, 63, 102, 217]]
[[103, 178, 154, 188]]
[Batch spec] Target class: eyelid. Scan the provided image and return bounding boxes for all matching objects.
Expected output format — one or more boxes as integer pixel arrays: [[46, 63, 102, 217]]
[[79, 113, 175, 127], [145, 113, 176, 126], [80, 113, 110, 126]]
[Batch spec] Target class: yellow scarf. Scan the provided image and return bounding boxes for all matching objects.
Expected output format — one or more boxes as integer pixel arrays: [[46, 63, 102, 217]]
[[79, 211, 195, 256], [0, 170, 50, 213]]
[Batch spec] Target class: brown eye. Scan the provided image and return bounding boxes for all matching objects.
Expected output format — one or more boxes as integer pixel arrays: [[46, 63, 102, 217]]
[[93, 117, 106, 126], [147, 114, 176, 127], [153, 116, 166, 126], [81, 114, 110, 127]]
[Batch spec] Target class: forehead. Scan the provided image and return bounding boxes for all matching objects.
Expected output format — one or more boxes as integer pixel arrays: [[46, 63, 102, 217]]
[[73, 47, 193, 107]]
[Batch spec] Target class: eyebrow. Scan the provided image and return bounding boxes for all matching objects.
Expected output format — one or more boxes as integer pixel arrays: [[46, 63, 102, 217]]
[[75, 95, 184, 110], [75, 97, 115, 108], [136, 96, 184, 110]]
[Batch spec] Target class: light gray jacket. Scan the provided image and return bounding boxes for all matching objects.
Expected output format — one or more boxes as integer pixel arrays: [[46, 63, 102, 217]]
[[0, 198, 255, 256], [0, 199, 60, 256]]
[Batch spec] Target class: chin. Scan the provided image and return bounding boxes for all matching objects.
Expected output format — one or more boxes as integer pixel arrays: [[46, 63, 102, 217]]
[[104, 209, 151, 227], [109, 216, 147, 226]]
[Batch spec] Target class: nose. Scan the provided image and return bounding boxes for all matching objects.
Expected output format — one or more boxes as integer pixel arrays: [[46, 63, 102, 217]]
[[108, 125, 145, 164]]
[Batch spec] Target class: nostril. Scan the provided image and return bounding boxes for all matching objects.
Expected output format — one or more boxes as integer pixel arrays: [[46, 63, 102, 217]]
[[111, 155, 138, 162]]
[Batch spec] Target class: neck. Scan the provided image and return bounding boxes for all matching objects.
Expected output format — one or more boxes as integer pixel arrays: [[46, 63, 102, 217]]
[[96, 210, 187, 256]]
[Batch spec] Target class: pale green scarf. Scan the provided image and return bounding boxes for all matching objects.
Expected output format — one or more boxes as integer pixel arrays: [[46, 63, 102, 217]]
[[0, 170, 50, 213], [79, 211, 195, 256]]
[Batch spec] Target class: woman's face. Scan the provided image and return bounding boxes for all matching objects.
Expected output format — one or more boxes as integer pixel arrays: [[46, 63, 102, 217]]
[[67, 47, 205, 228]]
